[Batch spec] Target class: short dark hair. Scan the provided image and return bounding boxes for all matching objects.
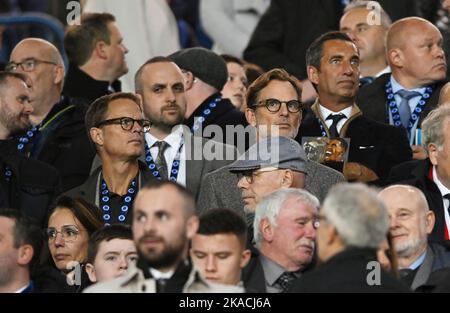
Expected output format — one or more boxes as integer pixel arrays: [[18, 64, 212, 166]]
[[246, 68, 302, 109], [134, 56, 175, 93], [48, 196, 103, 237], [198, 209, 247, 248], [139, 180, 195, 217], [0, 209, 43, 271], [64, 12, 116, 66], [306, 31, 356, 71], [85, 92, 143, 146], [87, 224, 133, 264], [220, 54, 245, 67]]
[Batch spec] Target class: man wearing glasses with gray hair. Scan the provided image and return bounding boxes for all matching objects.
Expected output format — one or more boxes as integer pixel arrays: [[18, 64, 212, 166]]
[[66, 92, 156, 225]]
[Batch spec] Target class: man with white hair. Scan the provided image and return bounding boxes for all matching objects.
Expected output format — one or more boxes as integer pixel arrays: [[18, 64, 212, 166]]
[[242, 188, 319, 293], [290, 183, 409, 292], [379, 184, 450, 290]]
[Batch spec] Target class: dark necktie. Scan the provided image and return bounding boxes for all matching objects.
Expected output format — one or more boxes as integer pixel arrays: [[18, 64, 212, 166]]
[[396, 89, 421, 128], [156, 278, 169, 293], [399, 268, 413, 278], [276, 271, 297, 293], [326, 114, 346, 138], [154, 141, 169, 179]]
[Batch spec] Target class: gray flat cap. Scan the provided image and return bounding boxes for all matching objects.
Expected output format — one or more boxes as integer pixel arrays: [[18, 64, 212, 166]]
[[228, 136, 307, 174]]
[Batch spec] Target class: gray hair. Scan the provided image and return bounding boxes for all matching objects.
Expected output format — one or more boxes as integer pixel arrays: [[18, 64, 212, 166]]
[[254, 188, 320, 248], [422, 104, 450, 151], [344, 1, 392, 28], [322, 183, 389, 249]]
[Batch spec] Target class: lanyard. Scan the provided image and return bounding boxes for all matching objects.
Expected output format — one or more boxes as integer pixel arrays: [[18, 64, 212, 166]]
[[99, 176, 137, 225], [385, 81, 432, 137], [144, 137, 184, 182], [191, 96, 221, 133]]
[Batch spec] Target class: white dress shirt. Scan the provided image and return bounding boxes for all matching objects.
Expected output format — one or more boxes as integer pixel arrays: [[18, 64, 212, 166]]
[[319, 104, 353, 136], [145, 126, 186, 186]]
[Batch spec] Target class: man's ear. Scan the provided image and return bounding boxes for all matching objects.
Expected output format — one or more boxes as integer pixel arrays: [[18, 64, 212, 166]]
[[260, 217, 274, 243], [186, 215, 200, 240], [426, 210, 436, 235], [281, 170, 294, 188], [240, 249, 252, 269], [183, 71, 195, 91], [94, 41, 108, 60], [428, 143, 439, 166], [387, 48, 403, 68], [245, 108, 257, 127], [53, 64, 65, 85], [17, 244, 33, 266], [307, 65, 320, 86], [90, 127, 104, 147], [85, 263, 97, 283]]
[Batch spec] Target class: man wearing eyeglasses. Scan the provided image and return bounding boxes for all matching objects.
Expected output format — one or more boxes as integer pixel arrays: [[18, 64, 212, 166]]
[[7, 38, 96, 192], [66, 92, 156, 225], [197, 68, 344, 215], [297, 31, 411, 185]]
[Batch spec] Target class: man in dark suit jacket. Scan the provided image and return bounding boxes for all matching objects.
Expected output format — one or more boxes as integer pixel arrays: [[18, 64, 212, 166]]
[[296, 31, 411, 184], [356, 17, 447, 159], [386, 105, 450, 243], [379, 185, 450, 290], [290, 183, 409, 293], [66, 92, 156, 225], [134, 57, 237, 200], [0, 72, 60, 227]]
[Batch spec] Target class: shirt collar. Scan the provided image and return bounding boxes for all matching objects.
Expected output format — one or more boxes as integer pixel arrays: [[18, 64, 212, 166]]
[[259, 254, 287, 286], [319, 104, 353, 120], [390, 75, 426, 95], [375, 66, 391, 78], [409, 250, 427, 270], [149, 268, 174, 280], [432, 165, 450, 197], [145, 125, 184, 149]]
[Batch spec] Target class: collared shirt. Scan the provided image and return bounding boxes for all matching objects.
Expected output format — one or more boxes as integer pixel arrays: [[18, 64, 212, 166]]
[[389, 76, 427, 145], [144, 125, 186, 186], [408, 250, 427, 270], [15, 282, 31, 293], [432, 165, 450, 234], [259, 254, 301, 293], [374, 66, 391, 78], [149, 268, 174, 280], [318, 104, 353, 135]]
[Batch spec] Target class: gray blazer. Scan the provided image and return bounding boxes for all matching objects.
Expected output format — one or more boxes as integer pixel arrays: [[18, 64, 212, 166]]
[[411, 243, 450, 291], [197, 160, 345, 215], [89, 133, 237, 200]]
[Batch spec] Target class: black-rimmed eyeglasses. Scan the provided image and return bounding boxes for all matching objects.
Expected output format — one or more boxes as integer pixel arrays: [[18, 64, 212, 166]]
[[252, 98, 303, 113], [6, 58, 58, 72], [95, 117, 151, 133]]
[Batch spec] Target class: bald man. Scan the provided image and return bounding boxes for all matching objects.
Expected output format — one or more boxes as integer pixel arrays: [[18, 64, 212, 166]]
[[379, 185, 450, 291], [438, 82, 450, 105], [6, 38, 95, 191], [356, 17, 448, 160]]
